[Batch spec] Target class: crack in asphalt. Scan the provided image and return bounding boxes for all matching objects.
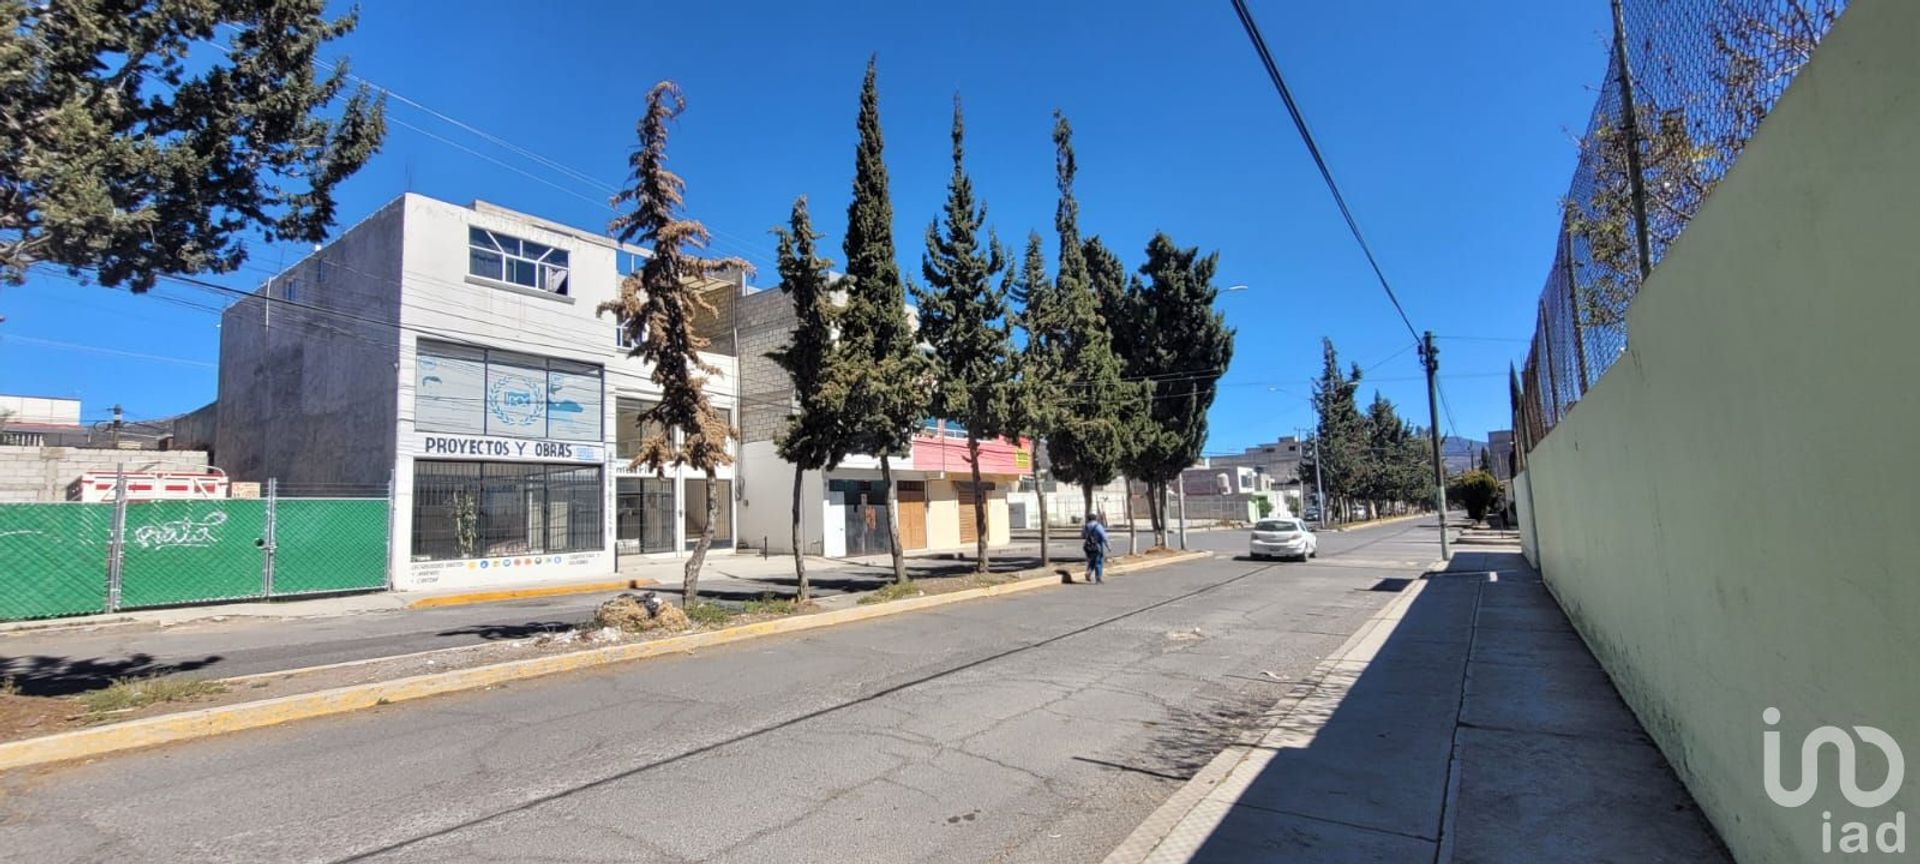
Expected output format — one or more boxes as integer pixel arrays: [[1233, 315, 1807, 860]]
[[324, 558, 1286, 863]]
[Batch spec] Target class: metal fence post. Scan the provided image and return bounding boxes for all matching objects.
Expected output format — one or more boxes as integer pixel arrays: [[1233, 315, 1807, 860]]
[[1563, 231, 1591, 395], [263, 477, 278, 597], [106, 465, 128, 613], [385, 469, 397, 591], [1609, 0, 1654, 281]]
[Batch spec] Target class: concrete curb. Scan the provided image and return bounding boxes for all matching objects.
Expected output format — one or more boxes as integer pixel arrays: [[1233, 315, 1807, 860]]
[[1099, 557, 1442, 864], [0, 551, 1210, 772], [1324, 512, 1425, 533], [402, 578, 661, 609]]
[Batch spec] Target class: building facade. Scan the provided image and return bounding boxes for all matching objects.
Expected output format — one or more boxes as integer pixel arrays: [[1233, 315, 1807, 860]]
[[1486, 430, 1515, 481], [215, 193, 742, 591], [733, 288, 1027, 558]]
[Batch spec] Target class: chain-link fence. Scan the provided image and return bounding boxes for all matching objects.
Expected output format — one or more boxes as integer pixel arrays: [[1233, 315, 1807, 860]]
[[1518, 0, 1846, 452], [0, 476, 392, 621]]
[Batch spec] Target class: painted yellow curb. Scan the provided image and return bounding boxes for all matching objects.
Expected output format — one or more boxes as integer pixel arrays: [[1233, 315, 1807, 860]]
[[1327, 513, 1425, 533], [404, 578, 660, 609], [0, 551, 1210, 772]]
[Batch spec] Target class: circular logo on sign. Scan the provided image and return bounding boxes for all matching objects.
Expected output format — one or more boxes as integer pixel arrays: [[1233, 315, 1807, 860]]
[[487, 373, 547, 428]]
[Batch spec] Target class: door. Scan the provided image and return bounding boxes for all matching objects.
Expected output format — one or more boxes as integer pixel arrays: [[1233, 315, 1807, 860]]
[[957, 483, 983, 545], [898, 482, 927, 551], [833, 480, 891, 557]]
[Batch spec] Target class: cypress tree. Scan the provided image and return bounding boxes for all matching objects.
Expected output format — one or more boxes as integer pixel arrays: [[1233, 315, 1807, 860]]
[[839, 58, 930, 584], [915, 96, 1013, 573], [1308, 338, 1367, 523], [769, 196, 847, 602], [603, 82, 749, 605], [1006, 232, 1058, 567], [1118, 235, 1234, 546], [1040, 113, 1139, 530]]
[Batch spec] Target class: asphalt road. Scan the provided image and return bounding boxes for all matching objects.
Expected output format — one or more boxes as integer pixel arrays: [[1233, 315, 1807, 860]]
[[0, 520, 1449, 864], [0, 539, 1093, 695]]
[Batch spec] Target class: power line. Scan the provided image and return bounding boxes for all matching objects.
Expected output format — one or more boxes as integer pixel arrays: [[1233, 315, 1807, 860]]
[[204, 24, 773, 271], [1230, 0, 1420, 343]]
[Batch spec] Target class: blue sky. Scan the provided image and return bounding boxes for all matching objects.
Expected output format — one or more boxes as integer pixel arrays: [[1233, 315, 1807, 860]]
[[0, 0, 1611, 450]]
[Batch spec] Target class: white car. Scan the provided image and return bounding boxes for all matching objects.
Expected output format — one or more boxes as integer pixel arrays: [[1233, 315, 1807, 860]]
[[1250, 518, 1317, 562]]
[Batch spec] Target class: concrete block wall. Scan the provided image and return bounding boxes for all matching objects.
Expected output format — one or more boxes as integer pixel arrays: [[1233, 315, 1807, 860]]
[[0, 445, 211, 502], [736, 289, 796, 446]]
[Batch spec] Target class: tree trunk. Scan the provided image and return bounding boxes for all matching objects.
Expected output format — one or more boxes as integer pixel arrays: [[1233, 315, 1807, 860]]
[[880, 454, 906, 584], [685, 467, 719, 606], [967, 436, 988, 573], [1034, 459, 1049, 569], [1123, 476, 1138, 555], [1081, 482, 1094, 527], [1154, 481, 1169, 548], [791, 464, 808, 603]]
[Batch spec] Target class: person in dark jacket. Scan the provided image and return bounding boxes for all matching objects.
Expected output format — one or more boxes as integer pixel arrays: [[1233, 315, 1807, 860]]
[[1082, 514, 1110, 584]]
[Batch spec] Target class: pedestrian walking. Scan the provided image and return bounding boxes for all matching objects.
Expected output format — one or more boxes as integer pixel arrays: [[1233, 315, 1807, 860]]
[[1082, 513, 1110, 584]]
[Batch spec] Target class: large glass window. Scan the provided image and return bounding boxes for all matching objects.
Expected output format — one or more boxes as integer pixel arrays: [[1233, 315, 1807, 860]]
[[416, 341, 602, 441], [684, 478, 732, 548], [415, 344, 486, 435], [616, 477, 675, 554], [411, 461, 604, 561], [485, 352, 549, 437], [468, 227, 570, 295]]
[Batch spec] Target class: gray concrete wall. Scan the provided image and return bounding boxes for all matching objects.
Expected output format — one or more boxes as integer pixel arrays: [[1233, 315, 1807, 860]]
[[216, 198, 405, 489], [0, 445, 209, 502], [1520, 4, 1918, 861], [169, 402, 218, 458], [736, 288, 796, 446]]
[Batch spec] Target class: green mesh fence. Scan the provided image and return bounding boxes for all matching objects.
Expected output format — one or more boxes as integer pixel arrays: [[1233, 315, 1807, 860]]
[[272, 498, 390, 595], [1, 495, 390, 621], [118, 499, 268, 608], [0, 503, 111, 620]]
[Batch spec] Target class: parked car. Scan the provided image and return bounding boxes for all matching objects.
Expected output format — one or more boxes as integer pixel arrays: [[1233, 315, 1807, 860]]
[[1249, 518, 1317, 562]]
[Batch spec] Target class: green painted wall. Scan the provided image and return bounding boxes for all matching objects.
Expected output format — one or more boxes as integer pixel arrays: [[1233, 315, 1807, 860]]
[[1520, 2, 1919, 860]]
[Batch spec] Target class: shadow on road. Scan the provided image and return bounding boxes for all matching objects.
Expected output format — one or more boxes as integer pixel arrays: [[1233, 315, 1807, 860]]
[[434, 621, 579, 641], [0, 652, 225, 696]]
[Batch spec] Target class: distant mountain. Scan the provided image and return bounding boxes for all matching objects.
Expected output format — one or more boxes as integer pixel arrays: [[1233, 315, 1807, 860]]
[[1440, 436, 1485, 474]]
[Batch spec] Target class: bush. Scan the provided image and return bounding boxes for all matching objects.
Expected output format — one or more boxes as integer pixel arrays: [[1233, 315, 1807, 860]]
[[684, 603, 736, 627], [1450, 470, 1501, 522]]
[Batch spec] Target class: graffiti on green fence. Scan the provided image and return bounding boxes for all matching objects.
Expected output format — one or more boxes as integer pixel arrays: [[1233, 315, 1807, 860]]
[[1, 497, 390, 620]]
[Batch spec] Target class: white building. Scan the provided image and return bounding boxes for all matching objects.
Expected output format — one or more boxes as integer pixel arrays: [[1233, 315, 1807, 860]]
[[214, 193, 743, 591]]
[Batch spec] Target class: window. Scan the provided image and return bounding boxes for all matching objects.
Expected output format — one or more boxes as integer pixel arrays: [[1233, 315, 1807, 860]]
[[468, 226, 570, 295], [411, 461, 604, 561], [684, 478, 732, 547], [415, 341, 603, 441], [615, 397, 666, 460]]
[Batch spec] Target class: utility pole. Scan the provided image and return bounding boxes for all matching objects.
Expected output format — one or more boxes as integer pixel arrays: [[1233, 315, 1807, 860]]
[[1421, 331, 1451, 559], [1176, 478, 1187, 550]]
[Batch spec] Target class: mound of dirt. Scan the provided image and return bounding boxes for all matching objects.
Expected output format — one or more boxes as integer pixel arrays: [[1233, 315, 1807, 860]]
[[592, 592, 691, 633]]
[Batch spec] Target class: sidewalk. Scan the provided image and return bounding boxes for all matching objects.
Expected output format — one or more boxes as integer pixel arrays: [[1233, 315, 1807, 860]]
[[1106, 545, 1730, 863]]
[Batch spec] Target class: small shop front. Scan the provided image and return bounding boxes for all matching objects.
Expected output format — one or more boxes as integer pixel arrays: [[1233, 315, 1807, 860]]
[[397, 341, 614, 590]]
